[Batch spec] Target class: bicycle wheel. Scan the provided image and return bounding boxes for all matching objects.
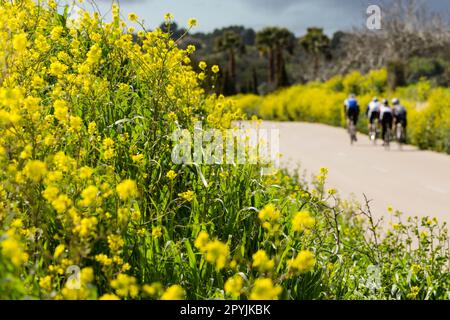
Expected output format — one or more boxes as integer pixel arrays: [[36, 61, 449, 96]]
[[369, 124, 376, 145], [397, 124, 403, 149], [385, 128, 391, 150], [349, 121, 356, 145]]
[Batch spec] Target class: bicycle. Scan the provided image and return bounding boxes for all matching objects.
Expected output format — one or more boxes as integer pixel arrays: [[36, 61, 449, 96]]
[[348, 119, 357, 145], [384, 127, 391, 150], [396, 123, 406, 150], [369, 123, 378, 145]]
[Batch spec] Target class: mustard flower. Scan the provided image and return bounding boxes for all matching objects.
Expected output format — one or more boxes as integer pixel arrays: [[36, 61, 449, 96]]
[[249, 278, 282, 300], [161, 285, 185, 300], [116, 179, 138, 200]]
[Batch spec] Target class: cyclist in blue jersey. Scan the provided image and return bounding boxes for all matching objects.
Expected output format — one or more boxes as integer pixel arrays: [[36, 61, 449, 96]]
[[344, 94, 360, 122], [344, 94, 360, 142]]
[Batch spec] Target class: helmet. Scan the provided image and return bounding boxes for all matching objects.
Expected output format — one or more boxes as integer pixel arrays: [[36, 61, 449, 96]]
[[349, 93, 356, 99], [382, 99, 389, 105], [392, 98, 400, 105], [372, 97, 379, 102]]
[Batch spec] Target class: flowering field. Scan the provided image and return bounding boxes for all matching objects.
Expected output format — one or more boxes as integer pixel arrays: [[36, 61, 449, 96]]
[[235, 70, 450, 154], [1, 0, 450, 300]]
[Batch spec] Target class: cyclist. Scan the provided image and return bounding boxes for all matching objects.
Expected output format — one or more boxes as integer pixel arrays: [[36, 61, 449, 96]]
[[392, 98, 407, 142], [366, 97, 380, 137], [379, 99, 393, 146], [344, 94, 360, 141]]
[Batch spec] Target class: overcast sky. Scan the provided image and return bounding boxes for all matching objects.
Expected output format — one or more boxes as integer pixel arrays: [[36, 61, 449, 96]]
[[92, 0, 449, 36]]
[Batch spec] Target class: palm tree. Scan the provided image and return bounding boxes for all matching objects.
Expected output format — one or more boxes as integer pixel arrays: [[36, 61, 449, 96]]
[[214, 30, 244, 84], [256, 27, 295, 87], [299, 27, 331, 80], [273, 28, 295, 88]]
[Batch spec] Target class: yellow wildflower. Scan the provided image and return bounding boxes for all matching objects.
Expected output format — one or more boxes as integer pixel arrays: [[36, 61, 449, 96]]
[[178, 190, 195, 202], [107, 234, 124, 252], [53, 244, 65, 259], [99, 294, 120, 300], [95, 254, 112, 266], [43, 186, 59, 202], [0, 232, 29, 267], [75, 217, 98, 237], [164, 13, 174, 21], [203, 240, 229, 270], [249, 278, 282, 300], [81, 267, 94, 284], [194, 231, 209, 251], [292, 210, 315, 232], [188, 18, 198, 28], [39, 275, 52, 291], [111, 274, 139, 298], [152, 226, 163, 238], [131, 154, 144, 164], [143, 282, 163, 298], [53, 99, 69, 122], [407, 286, 420, 299], [211, 65, 220, 74], [224, 275, 243, 297], [23, 160, 47, 183], [161, 285, 185, 300], [116, 179, 138, 200], [411, 264, 422, 275], [252, 250, 274, 272], [258, 204, 281, 231], [13, 33, 28, 52], [79, 166, 94, 179], [80, 185, 99, 207], [288, 250, 316, 274], [166, 170, 178, 180], [51, 194, 72, 213], [49, 61, 68, 77], [128, 13, 138, 22], [199, 61, 207, 71], [69, 116, 82, 132]]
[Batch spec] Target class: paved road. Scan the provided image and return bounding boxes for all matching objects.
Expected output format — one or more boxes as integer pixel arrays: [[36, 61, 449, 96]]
[[245, 121, 450, 225]]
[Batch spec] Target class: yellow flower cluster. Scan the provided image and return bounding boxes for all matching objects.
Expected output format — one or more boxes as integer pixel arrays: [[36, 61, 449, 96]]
[[292, 210, 315, 232], [224, 275, 244, 297], [252, 250, 275, 273], [116, 179, 138, 201], [249, 278, 282, 300], [110, 274, 139, 298], [178, 190, 195, 202], [258, 204, 281, 232], [161, 285, 185, 300], [288, 250, 316, 274], [166, 170, 178, 180], [0, 230, 29, 267], [195, 231, 229, 270]]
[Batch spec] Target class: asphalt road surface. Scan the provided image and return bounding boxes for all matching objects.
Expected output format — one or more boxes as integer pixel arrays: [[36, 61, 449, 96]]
[[244, 121, 450, 225]]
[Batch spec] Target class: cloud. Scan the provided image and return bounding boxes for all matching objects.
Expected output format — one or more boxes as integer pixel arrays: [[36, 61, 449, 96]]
[[240, 0, 365, 13], [91, 0, 449, 36]]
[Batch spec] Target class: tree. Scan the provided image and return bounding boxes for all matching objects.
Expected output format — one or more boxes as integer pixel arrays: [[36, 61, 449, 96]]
[[256, 27, 295, 88], [387, 60, 406, 90], [158, 22, 186, 40], [299, 27, 331, 80], [335, 0, 450, 75], [214, 30, 244, 93]]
